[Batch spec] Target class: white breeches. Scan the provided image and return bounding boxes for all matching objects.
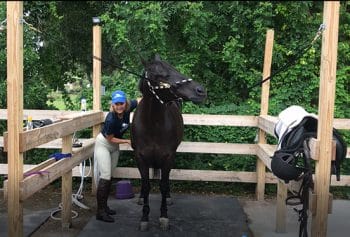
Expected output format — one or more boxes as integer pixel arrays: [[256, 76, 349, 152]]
[[94, 133, 120, 182]]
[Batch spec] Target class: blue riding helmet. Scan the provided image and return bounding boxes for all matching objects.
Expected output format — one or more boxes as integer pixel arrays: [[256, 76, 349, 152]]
[[112, 90, 126, 104]]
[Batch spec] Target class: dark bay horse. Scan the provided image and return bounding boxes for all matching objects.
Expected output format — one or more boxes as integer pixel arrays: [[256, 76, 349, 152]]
[[131, 55, 207, 231]]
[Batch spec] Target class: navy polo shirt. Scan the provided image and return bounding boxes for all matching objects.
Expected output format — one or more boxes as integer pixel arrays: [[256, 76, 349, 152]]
[[101, 100, 137, 139]]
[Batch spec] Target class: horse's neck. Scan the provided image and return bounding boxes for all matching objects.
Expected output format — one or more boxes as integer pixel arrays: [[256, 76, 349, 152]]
[[143, 96, 165, 117], [141, 96, 179, 124]]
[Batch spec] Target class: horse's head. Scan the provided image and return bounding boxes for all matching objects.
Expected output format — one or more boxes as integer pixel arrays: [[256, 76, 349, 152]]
[[140, 54, 207, 104]]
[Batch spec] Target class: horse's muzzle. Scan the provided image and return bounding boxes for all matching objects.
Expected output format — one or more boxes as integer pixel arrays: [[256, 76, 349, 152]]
[[195, 85, 206, 96], [190, 85, 207, 104]]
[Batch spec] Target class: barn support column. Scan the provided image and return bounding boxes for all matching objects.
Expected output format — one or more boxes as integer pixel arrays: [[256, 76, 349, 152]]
[[91, 17, 102, 195], [311, 2, 340, 237], [6, 2, 24, 237]]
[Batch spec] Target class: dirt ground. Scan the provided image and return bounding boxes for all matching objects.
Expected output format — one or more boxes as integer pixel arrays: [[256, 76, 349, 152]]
[[2, 179, 349, 237], [1, 182, 105, 237], [1, 181, 259, 237]]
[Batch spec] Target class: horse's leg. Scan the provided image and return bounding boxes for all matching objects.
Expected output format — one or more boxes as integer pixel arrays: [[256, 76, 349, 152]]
[[139, 166, 150, 231], [159, 167, 171, 230], [166, 190, 173, 205], [137, 189, 144, 205]]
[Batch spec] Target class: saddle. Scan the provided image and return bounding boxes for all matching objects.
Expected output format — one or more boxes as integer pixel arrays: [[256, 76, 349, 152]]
[[271, 106, 347, 237], [272, 105, 347, 182]]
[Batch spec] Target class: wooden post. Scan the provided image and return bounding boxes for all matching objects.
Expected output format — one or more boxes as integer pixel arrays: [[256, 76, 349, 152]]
[[256, 29, 274, 201], [276, 180, 287, 232], [311, 2, 340, 237], [91, 17, 102, 194], [61, 134, 73, 229], [92, 17, 101, 118], [6, 2, 24, 237]]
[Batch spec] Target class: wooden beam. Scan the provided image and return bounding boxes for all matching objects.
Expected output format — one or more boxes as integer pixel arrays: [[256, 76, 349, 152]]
[[258, 115, 278, 136], [0, 138, 257, 155], [0, 110, 258, 127], [19, 139, 95, 201], [61, 134, 73, 229], [0, 109, 77, 120], [257, 115, 350, 136], [92, 20, 102, 195], [175, 142, 256, 155], [255, 144, 275, 170], [2, 158, 56, 199], [312, 2, 340, 237], [3, 111, 103, 152], [308, 138, 336, 161], [256, 29, 274, 201], [182, 114, 258, 127], [2, 164, 350, 186], [6, 2, 24, 237], [112, 167, 278, 183], [260, 30, 274, 116], [92, 20, 101, 114], [23, 158, 56, 174], [309, 191, 333, 215], [2, 137, 349, 158], [1, 109, 348, 130], [276, 180, 287, 233], [120, 142, 257, 155], [333, 118, 350, 130]]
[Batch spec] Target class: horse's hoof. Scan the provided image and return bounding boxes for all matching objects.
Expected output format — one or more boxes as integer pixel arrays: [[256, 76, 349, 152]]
[[166, 197, 173, 205], [137, 198, 144, 205], [139, 221, 149, 231], [159, 217, 169, 231]]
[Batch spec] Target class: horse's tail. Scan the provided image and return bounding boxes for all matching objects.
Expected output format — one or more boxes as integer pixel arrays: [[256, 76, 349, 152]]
[[152, 168, 161, 179]]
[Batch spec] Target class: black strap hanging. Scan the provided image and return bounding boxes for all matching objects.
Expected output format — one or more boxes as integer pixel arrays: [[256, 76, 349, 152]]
[[248, 24, 325, 90], [284, 140, 314, 237]]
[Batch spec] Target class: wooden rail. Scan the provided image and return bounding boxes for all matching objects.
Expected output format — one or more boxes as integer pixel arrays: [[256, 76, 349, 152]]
[[3, 111, 104, 152]]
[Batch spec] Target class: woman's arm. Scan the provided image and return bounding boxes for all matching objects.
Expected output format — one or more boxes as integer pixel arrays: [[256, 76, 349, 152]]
[[105, 134, 131, 145]]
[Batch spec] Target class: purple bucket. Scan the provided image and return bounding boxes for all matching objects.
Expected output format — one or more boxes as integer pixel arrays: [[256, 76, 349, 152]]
[[115, 180, 134, 199]]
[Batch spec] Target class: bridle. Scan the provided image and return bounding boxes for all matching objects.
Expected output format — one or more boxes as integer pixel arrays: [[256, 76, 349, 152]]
[[144, 71, 193, 105]]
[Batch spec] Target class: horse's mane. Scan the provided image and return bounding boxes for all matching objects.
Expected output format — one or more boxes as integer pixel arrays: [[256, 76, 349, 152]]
[[138, 73, 147, 95]]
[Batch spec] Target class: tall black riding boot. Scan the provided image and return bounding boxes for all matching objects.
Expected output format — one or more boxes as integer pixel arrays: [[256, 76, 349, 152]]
[[105, 179, 116, 215], [96, 178, 114, 223]]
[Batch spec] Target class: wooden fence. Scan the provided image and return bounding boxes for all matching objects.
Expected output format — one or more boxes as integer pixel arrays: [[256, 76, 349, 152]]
[[0, 109, 349, 233], [1, 111, 348, 185]]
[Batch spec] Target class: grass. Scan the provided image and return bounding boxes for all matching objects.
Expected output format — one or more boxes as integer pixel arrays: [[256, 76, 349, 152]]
[[46, 90, 79, 110]]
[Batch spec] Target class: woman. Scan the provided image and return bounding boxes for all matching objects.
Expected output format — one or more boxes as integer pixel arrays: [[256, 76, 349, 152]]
[[94, 90, 138, 222]]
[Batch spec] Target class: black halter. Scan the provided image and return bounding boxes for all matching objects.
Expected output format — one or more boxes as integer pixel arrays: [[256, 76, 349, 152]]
[[144, 71, 192, 105]]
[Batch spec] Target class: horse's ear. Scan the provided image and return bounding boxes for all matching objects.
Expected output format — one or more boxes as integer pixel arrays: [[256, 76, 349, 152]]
[[154, 54, 161, 61]]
